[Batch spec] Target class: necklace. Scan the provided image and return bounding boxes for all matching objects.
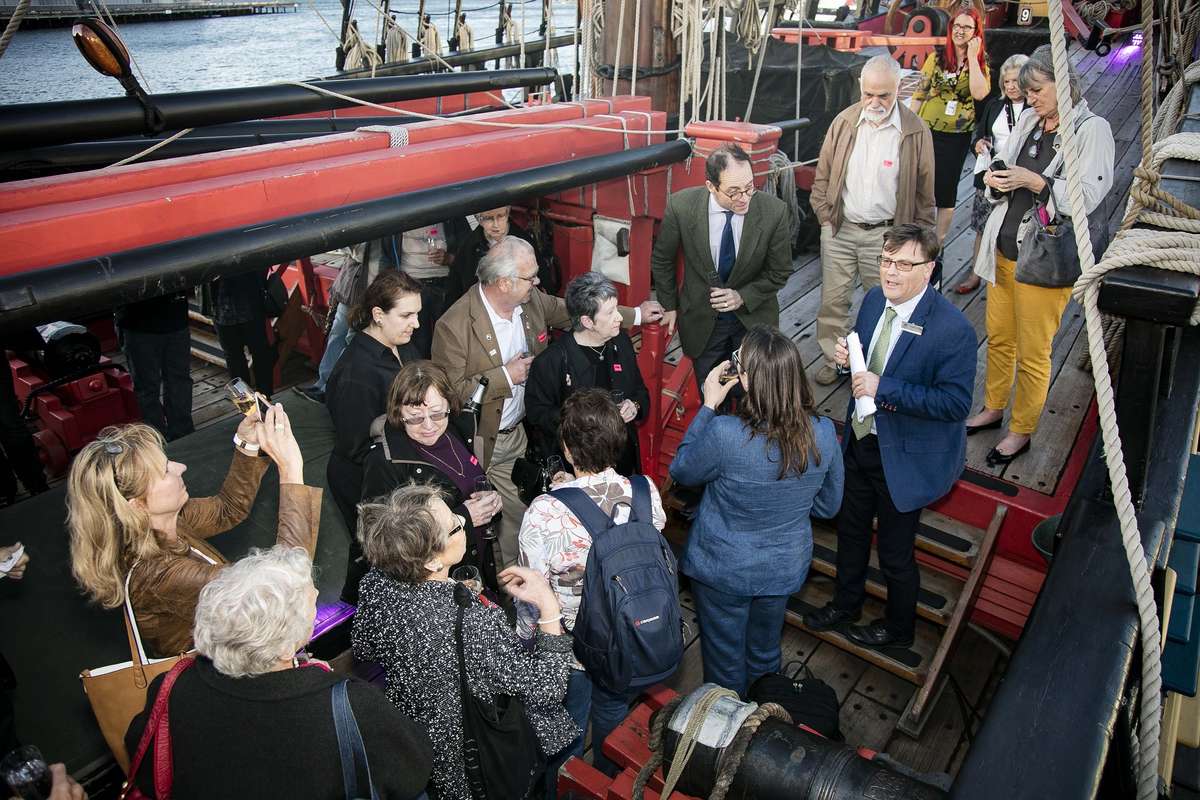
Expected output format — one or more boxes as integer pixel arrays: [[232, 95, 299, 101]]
[[414, 435, 465, 478], [582, 342, 607, 358]]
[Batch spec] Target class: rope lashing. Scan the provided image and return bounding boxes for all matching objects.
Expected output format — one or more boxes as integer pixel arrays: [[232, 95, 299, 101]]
[[631, 688, 792, 800]]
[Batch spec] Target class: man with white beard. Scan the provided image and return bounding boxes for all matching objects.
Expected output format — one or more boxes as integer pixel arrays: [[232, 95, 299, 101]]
[[809, 55, 935, 387]]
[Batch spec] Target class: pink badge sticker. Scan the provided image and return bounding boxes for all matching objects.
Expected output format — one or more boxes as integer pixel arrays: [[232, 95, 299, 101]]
[[613, 364, 623, 372], [469, 456, 479, 465], [537, 331, 548, 342], [883, 159, 894, 168]]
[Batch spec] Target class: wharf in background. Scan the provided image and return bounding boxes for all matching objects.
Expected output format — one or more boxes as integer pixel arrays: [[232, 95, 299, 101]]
[[0, 0, 297, 29]]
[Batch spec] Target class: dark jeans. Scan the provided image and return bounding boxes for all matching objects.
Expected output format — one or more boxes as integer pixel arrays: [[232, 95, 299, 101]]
[[692, 315, 746, 395], [215, 319, 275, 397], [543, 668, 591, 799], [690, 578, 789, 697], [122, 327, 195, 441], [833, 433, 922, 639], [590, 680, 638, 777], [409, 276, 448, 360], [0, 359, 46, 501]]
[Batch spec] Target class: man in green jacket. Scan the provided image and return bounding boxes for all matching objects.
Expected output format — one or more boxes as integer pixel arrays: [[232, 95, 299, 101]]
[[650, 143, 793, 389]]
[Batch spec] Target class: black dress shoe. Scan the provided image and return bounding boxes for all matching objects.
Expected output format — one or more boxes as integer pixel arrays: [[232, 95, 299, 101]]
[[965, 417, 1002, 436], [986, 439, 1031, 466], [844, 620, 914, 649], [803, 603, 861, 631]]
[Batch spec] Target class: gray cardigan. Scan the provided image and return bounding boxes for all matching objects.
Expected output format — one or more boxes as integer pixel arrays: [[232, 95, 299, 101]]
[[973, 99, 1115, 284]]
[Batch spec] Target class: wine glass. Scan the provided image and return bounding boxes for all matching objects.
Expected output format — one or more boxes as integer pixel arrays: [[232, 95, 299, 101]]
[[474, 476, 498, 540], [2, 746, 52, 800], [451, 565, 484, 595]]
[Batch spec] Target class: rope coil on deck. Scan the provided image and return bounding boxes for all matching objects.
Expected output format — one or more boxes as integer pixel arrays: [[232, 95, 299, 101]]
[[631, 688, 793, 800]]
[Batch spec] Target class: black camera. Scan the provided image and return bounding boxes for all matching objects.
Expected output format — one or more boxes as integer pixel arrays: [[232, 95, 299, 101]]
[[989, 159, 1010, 197]]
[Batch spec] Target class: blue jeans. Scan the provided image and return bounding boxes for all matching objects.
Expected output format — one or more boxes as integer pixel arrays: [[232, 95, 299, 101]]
[[690, 579, 789, 697], [544, 668, 591, 799], [315, 303, 353, 392], [590, 680, 638, 777]]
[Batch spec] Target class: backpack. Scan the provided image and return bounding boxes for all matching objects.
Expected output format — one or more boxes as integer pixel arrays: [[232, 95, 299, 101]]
[[550, 476, 683, 693]]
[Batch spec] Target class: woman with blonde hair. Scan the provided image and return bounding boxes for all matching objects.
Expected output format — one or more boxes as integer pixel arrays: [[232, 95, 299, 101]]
[[68, 404, 321, 657]]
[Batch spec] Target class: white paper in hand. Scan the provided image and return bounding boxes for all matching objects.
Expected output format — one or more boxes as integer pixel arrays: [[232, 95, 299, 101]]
[[846, 332, 877, 422]]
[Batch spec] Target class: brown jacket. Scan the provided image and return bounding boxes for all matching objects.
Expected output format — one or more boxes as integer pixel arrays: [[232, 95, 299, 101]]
[[809, 101, 936, 235], [129, 451, 322, 657], [432, 286, 634, 468]]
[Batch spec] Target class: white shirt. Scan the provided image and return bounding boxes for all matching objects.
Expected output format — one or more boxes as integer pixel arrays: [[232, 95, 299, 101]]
[[865, 285, 928, 433], [842, 103, 903, 224], [707, 194, 745, 274], [400, 224, 448, 279], [973, 100, 1026, 175], [478, 285, 529, 431]]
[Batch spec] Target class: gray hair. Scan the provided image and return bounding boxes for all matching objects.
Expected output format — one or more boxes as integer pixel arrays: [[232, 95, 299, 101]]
[[565, 272, 619, 332], [357, 483, 446, 583], [193, 546, 316, 678], [860, 54, 902, 87], [999, 53, 1029, 81], [1020, 45, 1081, 105], [476, 235, 536, 285]]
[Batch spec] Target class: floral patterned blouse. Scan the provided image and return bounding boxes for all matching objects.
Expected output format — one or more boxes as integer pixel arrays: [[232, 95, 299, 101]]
[[914, 51, 990, 134], [352, 573, 577, 800], [515, 469, 667, 653]]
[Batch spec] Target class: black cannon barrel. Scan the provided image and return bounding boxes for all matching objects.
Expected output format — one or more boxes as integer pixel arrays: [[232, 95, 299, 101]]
[[333, 32, 578, 79], [0, 67, 558, 150], [767, 118, 813, 136], [0, 139, 692, 334]]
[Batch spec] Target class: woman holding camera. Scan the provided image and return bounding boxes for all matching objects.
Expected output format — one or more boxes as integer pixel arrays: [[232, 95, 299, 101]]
[[67, 407, 320, 658], [967, 45, 1114, 465], [669, 326, 843, 695]]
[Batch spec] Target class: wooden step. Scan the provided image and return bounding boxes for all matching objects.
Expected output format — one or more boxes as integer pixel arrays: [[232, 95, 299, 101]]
[[917, 510, 983, 567], [810, 524, 961, 627], [786, 576, 940, 685], [189, 327, 227, 369]]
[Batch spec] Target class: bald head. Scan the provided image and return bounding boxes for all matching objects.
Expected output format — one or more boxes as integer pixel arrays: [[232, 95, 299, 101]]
[[859, 55, 901, 124]]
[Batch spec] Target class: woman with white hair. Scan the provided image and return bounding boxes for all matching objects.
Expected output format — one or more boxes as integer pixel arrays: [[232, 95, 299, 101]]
[[967, 44, 1115, 465], [124, 545, 433, 799], [956, 53, 1031, 294]]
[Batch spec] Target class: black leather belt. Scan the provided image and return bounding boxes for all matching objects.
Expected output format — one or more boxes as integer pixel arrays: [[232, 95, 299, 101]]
[[849, 219, 894, 230], [497, 423, 523, 436]]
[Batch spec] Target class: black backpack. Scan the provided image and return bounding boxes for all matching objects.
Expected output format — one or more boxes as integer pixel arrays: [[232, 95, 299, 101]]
[[551, 476, 684, 693]]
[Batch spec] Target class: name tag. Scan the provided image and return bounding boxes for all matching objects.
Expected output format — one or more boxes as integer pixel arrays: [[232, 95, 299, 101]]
[[901, 322, 924, 336], [944, 99, 959, 116], [613, 364, 623, 372], [537, 331, 548, 343], [488, 348, 497, 356]]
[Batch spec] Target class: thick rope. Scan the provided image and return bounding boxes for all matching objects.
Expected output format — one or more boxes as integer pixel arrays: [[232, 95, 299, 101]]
[[631, 696, 685, 800], [764, 149, 800, 242], [631, 0, 642, 95], [612, 0, 628, 96], [707, 703, 792, 800], [659, 688, 739, 798], [0, 0, 30, 60]]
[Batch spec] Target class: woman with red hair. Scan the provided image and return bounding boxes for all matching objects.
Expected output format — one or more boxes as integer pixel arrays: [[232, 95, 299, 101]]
[[910, 7, 991, 244]]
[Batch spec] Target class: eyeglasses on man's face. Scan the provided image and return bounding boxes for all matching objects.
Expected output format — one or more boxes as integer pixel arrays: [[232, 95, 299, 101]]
[[513, 272, 540, 285], [721, 184, 756, 201], [878, 256, 934, 273], [401, 408, 451, 426]]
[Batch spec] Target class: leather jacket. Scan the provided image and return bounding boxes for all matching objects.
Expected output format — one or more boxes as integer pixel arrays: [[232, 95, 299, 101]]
[[128, 451, 322, 657]]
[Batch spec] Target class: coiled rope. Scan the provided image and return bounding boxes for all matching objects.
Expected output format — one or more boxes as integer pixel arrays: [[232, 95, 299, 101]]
[[631, 688, 792, 800], [1050, 0, 1200, 788], [0, 0, 29, 60]]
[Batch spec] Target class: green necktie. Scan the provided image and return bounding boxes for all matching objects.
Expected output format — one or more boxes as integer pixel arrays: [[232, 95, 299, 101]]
[[852, 306, 897, 440]]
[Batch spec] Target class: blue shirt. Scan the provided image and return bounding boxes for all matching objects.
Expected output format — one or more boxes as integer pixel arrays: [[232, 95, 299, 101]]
[[669, 407, 844, 596]]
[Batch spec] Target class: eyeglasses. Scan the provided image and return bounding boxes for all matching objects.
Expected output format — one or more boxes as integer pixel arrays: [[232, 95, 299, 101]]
[[446, 515, 466, 538], [1028, 124, 1047, 159], [952, 23, 976, 32], [879, 256, 934, 272], [721, 185, 756, 201], [476, 212, 509, 224], [401, 408, 451, 426], [513, 273, 540, 285]]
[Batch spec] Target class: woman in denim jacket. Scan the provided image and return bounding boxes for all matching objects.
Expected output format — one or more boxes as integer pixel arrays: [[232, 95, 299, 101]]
[[670, 325, 844, 695]]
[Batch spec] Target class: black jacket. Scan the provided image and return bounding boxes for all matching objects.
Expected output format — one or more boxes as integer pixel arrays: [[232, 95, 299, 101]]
[[361, 412, 497, 589], [125, 657, 433, 799], [972, 96, 1028, 188], [525, 331, 649, 475]]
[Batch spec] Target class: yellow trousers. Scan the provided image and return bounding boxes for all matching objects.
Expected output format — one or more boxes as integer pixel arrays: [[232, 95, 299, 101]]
[[984, 253, 1072, 435]]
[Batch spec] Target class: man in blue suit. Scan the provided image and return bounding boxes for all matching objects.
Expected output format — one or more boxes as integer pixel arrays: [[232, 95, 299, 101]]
[[804, 224, 975, 648]]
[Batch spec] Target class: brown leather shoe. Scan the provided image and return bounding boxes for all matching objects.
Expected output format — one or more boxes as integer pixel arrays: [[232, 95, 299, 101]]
[[814, 364, 839, 386]]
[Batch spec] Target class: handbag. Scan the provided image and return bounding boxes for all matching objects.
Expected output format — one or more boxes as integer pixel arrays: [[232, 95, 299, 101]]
[[263, 265, 289, 318], [119, 657, 195, 800], [332, 679, 381, 800], [80, 568, 193, 773], [453, 583, 544, 800]]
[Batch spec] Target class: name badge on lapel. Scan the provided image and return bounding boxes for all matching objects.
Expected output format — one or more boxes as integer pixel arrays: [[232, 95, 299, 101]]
[[612, 364, 623, 373], [901, 322, 924, 336], [537, 331, 548, 343]]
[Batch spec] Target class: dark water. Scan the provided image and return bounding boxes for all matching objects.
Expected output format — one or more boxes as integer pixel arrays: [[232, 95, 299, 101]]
[[0, 0, 577, 105]]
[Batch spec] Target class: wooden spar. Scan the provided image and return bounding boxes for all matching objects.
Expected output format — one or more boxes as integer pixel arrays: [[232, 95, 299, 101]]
[[597, 0, 679, 114], [451, 0, 463, 51], [417, 0, 427, 57], [336, 0, 353, 70]]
